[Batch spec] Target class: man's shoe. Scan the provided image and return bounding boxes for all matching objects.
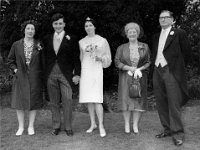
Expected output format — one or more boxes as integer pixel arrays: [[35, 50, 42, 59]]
[[155, 132, 171, 138], [65, 130, 73, 136], [173, 137, 183, 146], [51, 128, 60, 136]]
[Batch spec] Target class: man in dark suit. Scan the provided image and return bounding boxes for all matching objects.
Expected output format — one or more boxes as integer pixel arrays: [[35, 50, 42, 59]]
[[151, 10, 191, 146], [43, 13, 81, 136]]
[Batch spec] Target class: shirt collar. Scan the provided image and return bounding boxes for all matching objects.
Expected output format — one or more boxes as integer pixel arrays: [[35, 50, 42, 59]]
[[162, 26, 172, 33], [54, 30, 65, 40]]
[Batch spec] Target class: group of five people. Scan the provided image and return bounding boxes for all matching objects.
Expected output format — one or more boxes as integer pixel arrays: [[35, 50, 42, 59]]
[[7, 10, 191, 146]]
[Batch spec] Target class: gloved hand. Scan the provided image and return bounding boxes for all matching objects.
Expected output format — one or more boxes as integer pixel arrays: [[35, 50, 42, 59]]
[[134, 69, 142, 79]]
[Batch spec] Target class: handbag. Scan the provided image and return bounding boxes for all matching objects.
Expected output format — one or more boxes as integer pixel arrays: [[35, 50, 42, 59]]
[[129, 77, 141, 98]]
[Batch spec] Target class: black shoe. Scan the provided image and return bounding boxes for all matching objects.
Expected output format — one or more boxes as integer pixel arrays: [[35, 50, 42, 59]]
[[155, 132, 171, 138], [65, 130, 73, 136], [51, 128, 60, 136], [173, 137, 183, 146]]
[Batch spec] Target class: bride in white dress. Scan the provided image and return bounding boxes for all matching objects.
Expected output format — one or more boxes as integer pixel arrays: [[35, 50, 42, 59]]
[[79, 17, 111, 137]]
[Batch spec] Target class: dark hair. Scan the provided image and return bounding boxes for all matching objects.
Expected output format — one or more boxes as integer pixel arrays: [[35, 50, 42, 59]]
[[21, 20, 38, 37], [51, 13, 65, 23], [84, 17, 96, 27], [160, 10, 174, 18]]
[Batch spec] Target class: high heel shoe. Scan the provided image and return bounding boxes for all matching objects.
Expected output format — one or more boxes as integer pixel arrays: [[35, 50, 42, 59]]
[[99, 126, 106, 137], [28, 127, 35, 135], [16, 128, 24, 136], [86, 125, 97, 133]]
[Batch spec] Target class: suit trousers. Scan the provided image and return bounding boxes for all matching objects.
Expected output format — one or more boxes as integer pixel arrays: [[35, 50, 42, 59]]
[[153, 65, 184, 135], [47, 63, 73, 130]]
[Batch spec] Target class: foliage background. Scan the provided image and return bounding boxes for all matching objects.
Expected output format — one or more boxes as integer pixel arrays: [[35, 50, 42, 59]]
[[0, 0, 200, 100]]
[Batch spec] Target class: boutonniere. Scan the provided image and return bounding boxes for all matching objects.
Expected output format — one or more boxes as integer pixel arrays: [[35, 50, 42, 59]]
[[138, 44, 145, 50], [65, 35, 71, 40], [37, 42, 42, 51], [169, 31, 174, 35]]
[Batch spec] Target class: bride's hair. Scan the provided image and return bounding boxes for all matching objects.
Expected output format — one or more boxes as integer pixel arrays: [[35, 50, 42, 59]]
[[85, 17, 96, 27]]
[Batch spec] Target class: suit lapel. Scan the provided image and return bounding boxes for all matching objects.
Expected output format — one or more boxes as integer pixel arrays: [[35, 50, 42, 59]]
[[163, 28, 175, 51], [57, 32, 69, 55], [154, 33, 160, 54]]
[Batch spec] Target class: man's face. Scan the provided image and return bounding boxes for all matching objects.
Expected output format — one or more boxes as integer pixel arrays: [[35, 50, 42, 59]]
[[159, 11, 173, 29], [52, 18, 65, 33]]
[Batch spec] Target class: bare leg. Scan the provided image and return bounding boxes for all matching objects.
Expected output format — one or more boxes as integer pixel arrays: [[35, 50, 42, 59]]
[[28, 110, 36, 135], [86, 103, 97, 133], [123, 111, 131, 133], [133, 111, 142, 133], [95, 103, 106, 137], [16, 110, 25, 136]]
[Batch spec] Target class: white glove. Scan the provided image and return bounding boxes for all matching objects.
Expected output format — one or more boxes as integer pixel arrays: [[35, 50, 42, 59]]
[[127, 71, 133, 76], [134, 69, 142, 79]]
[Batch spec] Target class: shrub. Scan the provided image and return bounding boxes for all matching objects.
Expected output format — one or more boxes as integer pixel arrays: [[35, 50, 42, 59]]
[[0, 61, 12, 94]]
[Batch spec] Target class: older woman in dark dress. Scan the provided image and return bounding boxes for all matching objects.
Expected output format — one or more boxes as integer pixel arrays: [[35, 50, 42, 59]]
[[8, 20, 43, 136], [115, 22, 150, 134]]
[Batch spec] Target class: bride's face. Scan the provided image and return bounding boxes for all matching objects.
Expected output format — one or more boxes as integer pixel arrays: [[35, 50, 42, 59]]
[[85, 21, 95, 35]]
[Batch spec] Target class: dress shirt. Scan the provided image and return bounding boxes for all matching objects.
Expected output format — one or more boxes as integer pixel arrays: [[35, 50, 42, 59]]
[[155, 26, 171, 67], [53, 31, 65, 55]]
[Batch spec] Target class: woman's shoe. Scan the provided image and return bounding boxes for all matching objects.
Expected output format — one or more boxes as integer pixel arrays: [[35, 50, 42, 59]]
[[133, 126, 139, 134], [125, 125, 130, 133], [86, 125, 97, 133], [99, 127, 106, 137], [16, 128, 24, 136], [28, 127, 35, 135]]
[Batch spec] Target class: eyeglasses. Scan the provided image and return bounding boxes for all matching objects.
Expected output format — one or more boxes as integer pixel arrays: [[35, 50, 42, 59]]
[[159, 16, 172, 20]]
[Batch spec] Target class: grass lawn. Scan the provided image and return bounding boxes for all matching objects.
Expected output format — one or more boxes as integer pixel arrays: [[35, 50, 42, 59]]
[[1, 104, 200, 150]]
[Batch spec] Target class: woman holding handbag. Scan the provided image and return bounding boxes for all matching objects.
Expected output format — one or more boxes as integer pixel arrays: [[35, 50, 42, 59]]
[[115, 22, 150, 134]]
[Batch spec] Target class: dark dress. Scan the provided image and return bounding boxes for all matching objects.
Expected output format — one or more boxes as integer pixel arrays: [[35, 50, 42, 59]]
[[115, 42, 150, 111], [8, 39, 44, 110]]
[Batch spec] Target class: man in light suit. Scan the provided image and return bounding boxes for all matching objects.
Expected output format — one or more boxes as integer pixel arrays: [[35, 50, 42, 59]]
[[151, 10, 191, 146], [43, 13, 81, 136]]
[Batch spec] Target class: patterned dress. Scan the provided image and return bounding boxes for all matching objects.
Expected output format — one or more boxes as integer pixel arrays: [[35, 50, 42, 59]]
[[128, 45, 144, 111]]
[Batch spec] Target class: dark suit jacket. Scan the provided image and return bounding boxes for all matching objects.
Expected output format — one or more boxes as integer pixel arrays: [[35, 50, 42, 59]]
[[42, 32, 81, 92], [151, 27, 191, 105]]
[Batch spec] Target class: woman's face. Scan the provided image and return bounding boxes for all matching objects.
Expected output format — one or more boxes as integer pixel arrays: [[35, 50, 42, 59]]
[[127, 28, 138, 41], [24, 24, 35, 38], [85, 21, 95, 35]]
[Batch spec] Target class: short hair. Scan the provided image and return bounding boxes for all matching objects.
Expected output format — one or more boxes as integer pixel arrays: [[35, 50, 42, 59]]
[[51, 13, 65, 23], [21, 20, 38, 37], [124, 22, 140, 37], [84, 17, 96, 28], [160, 10, 174, 18]]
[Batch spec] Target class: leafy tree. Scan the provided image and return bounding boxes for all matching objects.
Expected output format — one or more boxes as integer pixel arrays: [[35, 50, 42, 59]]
[[0, 0, 191, 90], [180, 0, 200, 74]]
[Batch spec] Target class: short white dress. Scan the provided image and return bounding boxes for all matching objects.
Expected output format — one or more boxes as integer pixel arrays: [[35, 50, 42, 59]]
[[79, 35, 111, 103]]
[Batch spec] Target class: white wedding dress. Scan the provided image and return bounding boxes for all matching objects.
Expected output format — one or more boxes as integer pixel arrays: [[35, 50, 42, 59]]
[[79, 35, 111, 103]]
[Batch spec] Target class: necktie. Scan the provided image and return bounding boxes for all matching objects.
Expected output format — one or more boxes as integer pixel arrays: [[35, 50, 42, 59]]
[[54, 34, 62, 55]]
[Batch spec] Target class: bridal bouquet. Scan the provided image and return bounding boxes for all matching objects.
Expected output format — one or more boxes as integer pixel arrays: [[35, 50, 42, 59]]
[[85, 44, 98, 59]]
